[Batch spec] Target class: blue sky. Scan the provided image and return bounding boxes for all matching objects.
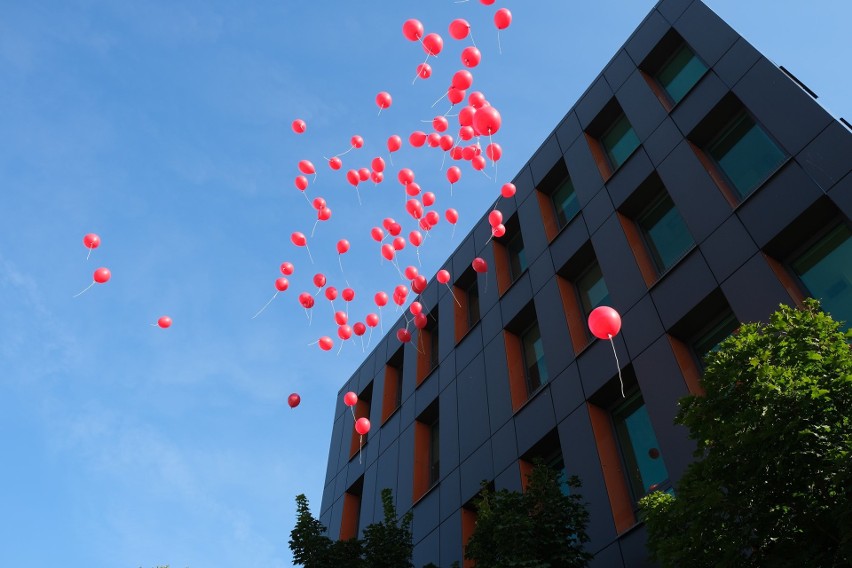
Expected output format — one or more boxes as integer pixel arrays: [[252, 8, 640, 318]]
[[0, 1, 848, 567]]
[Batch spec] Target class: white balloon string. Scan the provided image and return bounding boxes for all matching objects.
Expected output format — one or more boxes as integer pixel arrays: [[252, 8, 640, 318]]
[[360, 335, 364, 353], [451, 224, 456, 240], [416, 248, 422, 267], [330, 300, 337, 316], [609, 334, 625, 398], [302, 191, 312, 208], [350, 406, 356, 420], [431, 91, 447, 108], [490, 132, 498, 181], [440, 149, 447, 171], [338, 255, 345, 279], [304, 244, 314, 264], [379, 307, 384, 334], [72, 281, 94, 298], [367, 326, 374, 348], [251, 291, 278, 319], [498, 30, 503, 55], [469, 29, 478, 50], [356, 186, 362, 206], [304, 307, 310, 322], [447, 283, 461, 308], [389, 152, 394, 166], [335, 145, 355, 158], [309, 308, 313, 326], [310, 219, 319, 238], [359, 434, 363, 464], [337, 340, 344, 356], [86, 246, 93, 261]]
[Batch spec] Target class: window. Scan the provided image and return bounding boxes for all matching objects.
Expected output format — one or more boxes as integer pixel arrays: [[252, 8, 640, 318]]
[[520, 430, 569, 496], [612, 392, 671, 501], [494, 215, 526, 295], [556, 243, 609, 353], [429, 419, 440, 486], [349, 383, 373, 458], [601, 112, 640, 171], [791, 223, 852, 329], [381, 347, 404, 423], [552, 176, 580, 230], [691, 310, 738, 368], [654, 42, 707, 105], [340, 477, 364, 540], [636, 190, 694, 272], [507, 230, 527, 281], [576, 260, 611, 319], [706, 110, 786, 199], [453, 268, 480, 343], [414, 401, 440, 501], [521, 321, 548, 394], [417, 308, 439, 385], [465, 278, 480, 329]]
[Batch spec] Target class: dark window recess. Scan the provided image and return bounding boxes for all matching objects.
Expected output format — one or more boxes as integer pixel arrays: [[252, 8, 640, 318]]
[[654, 42, 707, 104], [465, 278, 480, 329], [552, 176, 580, 230], [507, 230, 527, 281], [429, 419, 440, 486], [636, 190, 694, 272], [521, 321, 548, 394], [612, 391, 671, 501], [691, 310, 739, 369], [601, 113, 641, 170], [576, 260, 611, 318], [791, 223, 852, 329]]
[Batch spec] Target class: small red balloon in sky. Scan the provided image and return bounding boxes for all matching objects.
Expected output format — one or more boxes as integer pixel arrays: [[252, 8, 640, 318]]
[[416, 63, 432, 79], [472, 257, 488, 273], [449, 18, 470, 40], [494, 8, 512, 30], [298, 160, 315, 175], [157, 316, 172, 329], [328, 157, 342, 170], [397, 328, 412, 343], [437, 269, 451, 284], [275, 278, 289, 292], [280, 262, 294, 275], [462, 46, 481, 68], [351, 135, 364, 148], [422, 33, 443, 56], [344, 391, 358, 406], [376, 91, 392, 110], [287, 393, 301, 408], [318, 336, 334, 351], [588, 306, 623, 339], [83, 233, 100, 250], [337, 239, 350, 254], [291, 119, 306, 134], [388, 135, 402, 153], [501, 183, 517, 198], [402, 19, 424, 41], [355, 417, 371, 435]]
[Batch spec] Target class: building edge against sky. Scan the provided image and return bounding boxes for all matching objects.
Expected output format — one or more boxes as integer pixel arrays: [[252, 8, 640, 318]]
[[320, 0, 852, 565]]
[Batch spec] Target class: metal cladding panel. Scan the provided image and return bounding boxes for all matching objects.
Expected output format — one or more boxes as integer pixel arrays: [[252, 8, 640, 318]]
[[438, 466, 461, 523], [617, 70, 668, 140], [606, 148, 656, 210], [621, 293, 665, 360], [360, 463, 378, 533], [722, 253, 795, 325], [451, 234, 476, 283], [514, 387, 557, 457], [576, 76, 616, 130], [591, 214, 648, 310], [657, 0, 694, 23], [412, 527, 440, 567], [649, 249, 718, 330], [829, 172, 852, 219], [699, 213, 758, 284], [589, 542, 625, 568], [550, 363, 586, 424], [379, 405, 401, 454], [395, 424, 415, 508], [529, 248, 555, 295], [738, 161, 824, 248], [499, 272, 534, 325], [674, 0, 738, 66], [439, 345, 457, 393], [511, 164, 536, 205], [714, 37, 761, 88], [633, 335, 696, 484], [564, 136, 606, 205], [556, 111, 583, 153], [415, 369, 440, 417], [578, 334, 629, 399], [643, 117, 682, 168], [479, 299, 504, 345], [624, 10, 670, 67], [459, 440, 494, 504], [483, 333, 514, 434], [412, 487, 440, 545], [494, 460, 522, 492], [530, 134, 565, 187], [325, 413, 345, 484], [517, 189, 551, 261], [456, 354, 491, 462], [657, 140, 733, 242], [619, 523, 655, 568], [440, 512, 464, 568], [455, 324, 483, 376], [559, 405, 618, 552], [734, 57, 834, 156], [535, 277, 575, 376], [440, 381, 461, 475], [797, 122, 852, 192], [670, 71, 729, 135], [604, 49, 637, 92], [585, 187, 616, 236], [550, 213, 590, 271], [491, 419, 519, 476]]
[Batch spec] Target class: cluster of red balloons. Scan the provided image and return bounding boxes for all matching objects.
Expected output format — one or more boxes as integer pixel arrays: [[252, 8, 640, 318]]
[[344, 391, 371, 436]]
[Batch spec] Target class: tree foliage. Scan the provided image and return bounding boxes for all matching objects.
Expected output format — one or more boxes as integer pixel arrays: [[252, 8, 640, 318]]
[[640, 300, 852, 567], [465, 461, 592, 568], [362, 488, 414, 568]]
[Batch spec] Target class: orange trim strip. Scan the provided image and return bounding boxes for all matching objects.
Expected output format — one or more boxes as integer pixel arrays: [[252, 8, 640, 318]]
[[340, 492, 360, 541], [587, 402, 636, 533], [504, 331, 528, 411]]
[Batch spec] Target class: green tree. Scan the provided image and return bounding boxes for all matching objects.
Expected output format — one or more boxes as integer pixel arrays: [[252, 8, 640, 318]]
[[465, 461, 592, 567], [362, 488, 414, 568], [289, 493, 333, 567], [640, 300, 852, 567]]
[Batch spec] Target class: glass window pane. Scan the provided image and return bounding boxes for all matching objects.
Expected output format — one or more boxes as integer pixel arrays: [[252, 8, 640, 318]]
[[708, 112, 786, 198], [692, 312, 738, 369], [466, 280, 480, 328], [522, 323, 548, 393], [614, 394, 670, 499], [576, 261, 611, 316], [508, 232, 527, 280], [552, 177, 579, 229], [656, 43, 707, 104], [601, 114, 640, 170], [638, 192, 694, 272], [792, 224, 852, 330]]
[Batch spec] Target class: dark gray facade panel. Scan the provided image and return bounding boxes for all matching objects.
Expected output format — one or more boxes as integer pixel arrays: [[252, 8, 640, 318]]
[[373, 437, 399, 509], [474, 248, 500, 315], [460, 440, 494, 504], [396, 424, 415, 508], [438, 346, 457, 393], [456, 355, 491, 462], [415, 369, 440, 417], [578, 334, 629, 399], [451, 234, 476, 283], [657, 140, 733, 242], [439, 512, 464, 567], [584, 186, 616, 236], [564, 136, 606, 205], [604, 49, 637, 92], [576, 76, 616, 130], [734, 57, 834, 156], [359, 463, 378, 538], [669, 71, 728, 135], [514, 387, 558, 456], [499, 272, 534, 325], [379, 405, 401, 454], [797, 122, 852, 192], [479, 299, 504, 345], [321, 477, 336, 519], [722, 253, 795, 325], [483, 333, 514, 434], [591, 214, 648, 310], [650, 249, 718, 330], [621, 293, 665, 360], [491, 419, 519, 476], [674, 0, 738, 66], [412, 527, 440, 567], [494, 460, 522, 492], [829, 172, 852, 219], [473, 213, 497, 256], [606, 147, 656, 210], [530, 134, 565, 187], [412, 487, 440, 545], [437, 293, 457, 364], [624, 10, 670, 64], [589, 542, 626, 568], [328, 496, 344, 541], [618, 524, 655, 568], [440, 381, 461, 475], [699, 213, 758, 284], [556, 111, 583, 153], [643, 117, 683, 167], [517, 189, 551, 260], [617, 69, 668, 140], [714, 37, 761, 89], [439, 467, 461, 523], [737, 161, 824, 248], [325, 413, 345, 485], [657, 0, 694, 24], [535, 277, 576, 376], [454, 324, 483, 375], [550, 363, 586, 424], [549, 213, 590, 271], [510, 163, 536, 205], [399, 385, 416, 427], [529, 247, 555, 294]]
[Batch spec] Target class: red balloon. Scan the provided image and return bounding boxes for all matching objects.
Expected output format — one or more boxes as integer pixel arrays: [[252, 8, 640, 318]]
[[299, 293, 315, 309], [365, 313, 379, 327], [371, 157, 385, 172], [353, 322, 367, 336], [338, 325, 353, 340], [461, 46, 481, 68], [445, 208, 459, 224], [396, 328, 412, 343], [486, 143, 502, 162], [157, 316, 172, 328], [432, 116, 448, 132], [406, 182, 422, 196], [346, 170, 360, 186], [447, 166, 461, 184], [83, 233, 101, 249], [344, 391, 358, 406], [94, 267, 111, 283], [317, 206, 332, 221], [288, 393, 301, 408], [452, 70, 474, 90], [459, 105, 476, 126], [393, 236, 407, 250], [280, 262, 294, 275], [410, 301, 423, 315], [342, 288, 355, 302], [494, 8, 512, 30], [439, 134, 454, 151], [422, 33, 443, 56], [402, 19, 424, 41], [398, 168, 415, 185], [275, 277, 289, 292], [371, 171, 384, 184], [312, 197, 326, 210], [319, 336, 334, 351], [405, 265, 419, 280], [313, 273, 326, 288], [355, 417, 371, 435], [437, 269, 450, 284], [426, 133, 441, 148], [298, 160, 315, 175], [451, 146, 464, 160], [469, 91, 487, 108], [351, 135, 364, 148], [492, 223, 506, 238], [459, 126, 475, 141], [405, 200, 423, 220], [328, 157, 342, 170], [414, 313, 428, 329], [376, 91, 392, 110], [412, 275, 427, 294], [394, 284, 409, 298], [381, 244, 395, 260], [409, 231, 423, 247], [292, 119, 306, 134], [423, 192, 436, 207], [388, 135, 402, 153], [295, 176, 308, 191], [374, 292, 388, 307], [501, 182, 517, 198], [335, 311, 348, 325], [472, 257, 488, 273], [325, 287, 338, 301], [481, 0, 495, 5], [357, 168, 370, 182], [473, 106, 502, 135], [588, 306, 623, 339], [448, 86, 466, 105], [449, 18, 470, 40], [471, 155, 487, 171], [488, 210, 503, 227], [409, 131, 427, 147], [291, 232, 307, 247], [337, 239, 350, 254], [371, 227, 385, 242], [416, 63, 432, 79], [388, 222, 402, 236]]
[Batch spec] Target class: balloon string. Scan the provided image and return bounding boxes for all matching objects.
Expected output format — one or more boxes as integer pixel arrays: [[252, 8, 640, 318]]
[[416, 248, 422, 267], [360, 335, 364, 353], [609, 334, 625, 398], [72, 281, 94, 298], [388, 152, 394, 166], [440, 149, 447, 171], [431, 91, 447, 109], [337, 340, 344, 356], [367, 326, 374, 348], [469, 29, 478, 50], [304, 244, 314, 264], [498, 30, 503, 55], [86, 246, 93, 261], [359, 434, 363, 464], [412, 54, 430, 85], [378, 307, 384, 334], [446, 283, 461, 308], [309, 308, 313, 326], [356, 186, 362, 206], [302, 191, 313, 208], [338, 255, 345, 279], [335, 145, 355, 158], [350, 406, 356, 421], [310, 219, 319, 238], [251, 291, 278, 319], [489, 132, 498, 181], [451, 224, 456, 240]]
